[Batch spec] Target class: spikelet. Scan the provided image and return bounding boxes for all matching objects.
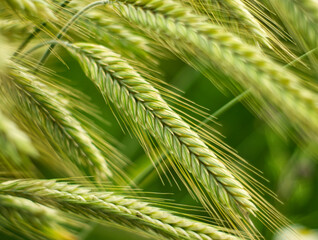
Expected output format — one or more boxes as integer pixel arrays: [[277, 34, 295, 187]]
[[87, 11, 148, 49], [3, 0, 55, 20], [85, 9, 155, 64], [0, 179, 241, 240], [0, 194, 76, 240], [212, 0, 270, 46]]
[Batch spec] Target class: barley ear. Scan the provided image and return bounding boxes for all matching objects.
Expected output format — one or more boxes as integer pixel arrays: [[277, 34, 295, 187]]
[[3, 65, 112, 180], [83, 9, 156, 65], [61, 42, 256, 218], [0, 179, 241, 240], [0, 194, 76, 240]]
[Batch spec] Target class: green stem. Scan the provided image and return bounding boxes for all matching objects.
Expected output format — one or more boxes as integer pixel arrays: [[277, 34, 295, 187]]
[[13, 0, 72, 57], [36, 0, 109, 69], [204, 90, 251, 122]]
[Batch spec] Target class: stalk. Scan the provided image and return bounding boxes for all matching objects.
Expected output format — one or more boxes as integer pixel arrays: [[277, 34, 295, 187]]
[[37, 0, 109, 68]]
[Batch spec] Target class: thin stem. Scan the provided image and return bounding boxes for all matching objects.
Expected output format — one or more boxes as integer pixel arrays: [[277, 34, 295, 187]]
[[204, 90, 251, 123], [284, 47, 318, 68], [14, 40, 61, 65], [13, 26, 45, 57], [36, 0, 109, 69], [23, 40, 61, 56], [13, 0, 72, 57]]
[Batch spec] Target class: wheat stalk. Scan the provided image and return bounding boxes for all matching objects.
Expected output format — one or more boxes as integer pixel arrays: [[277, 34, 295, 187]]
[[2, 65, 112, 180], [3, 0, 55, 20], [60, 42, 256, 219], [0, 179, 241, 240], [112, 0, 318, 141], [0, 194, 76, 240]]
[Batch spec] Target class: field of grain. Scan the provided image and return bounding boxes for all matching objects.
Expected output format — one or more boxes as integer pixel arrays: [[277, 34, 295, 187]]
[[0, 0, 318, 239]]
